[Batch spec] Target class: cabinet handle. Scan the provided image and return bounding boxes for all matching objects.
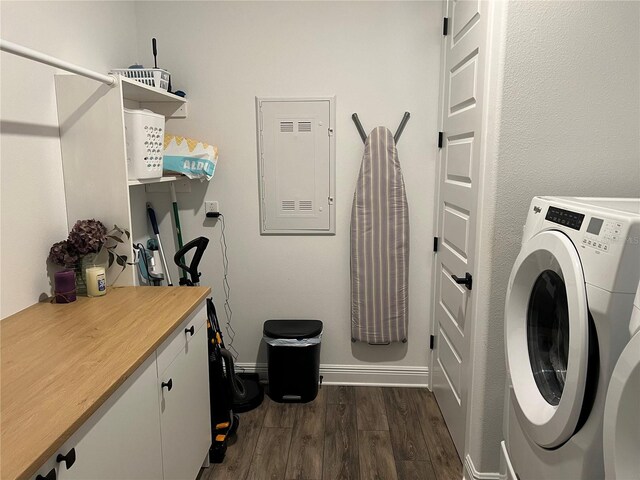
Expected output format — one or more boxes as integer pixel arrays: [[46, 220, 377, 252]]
[[185, 325, 195, 336], [36, 468, 56, 480], [162, 378, 173, 391], [56, 447, 76, 469]]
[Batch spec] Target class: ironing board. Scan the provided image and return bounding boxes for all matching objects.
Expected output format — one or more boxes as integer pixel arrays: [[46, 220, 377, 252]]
[[350, 126, 410, 344]]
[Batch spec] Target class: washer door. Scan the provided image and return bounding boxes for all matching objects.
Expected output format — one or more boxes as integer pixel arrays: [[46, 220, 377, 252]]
[[603, 332, 640, 479], [505, 230, 589, 448]]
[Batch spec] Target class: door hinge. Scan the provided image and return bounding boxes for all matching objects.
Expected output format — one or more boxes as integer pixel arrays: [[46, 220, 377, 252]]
[[438, 132, 444, 149], [443, 17, 449, 36], [433, 237, 439, 252], [328, 127, 334, 137], [429, 335, 435, 350]]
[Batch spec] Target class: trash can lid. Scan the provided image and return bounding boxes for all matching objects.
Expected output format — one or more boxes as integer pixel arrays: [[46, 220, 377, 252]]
[[263, 319, 323, 339]]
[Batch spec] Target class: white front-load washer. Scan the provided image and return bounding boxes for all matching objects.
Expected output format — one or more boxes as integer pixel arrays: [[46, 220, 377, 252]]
[[502, 197, 640, 479], [603, 281, 640, 479]]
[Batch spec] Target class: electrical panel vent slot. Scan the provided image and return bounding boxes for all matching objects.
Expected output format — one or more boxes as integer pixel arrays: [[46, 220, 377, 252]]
[[298, 121, 312, 133], [280, 121, 294, 133], [299, 200, 313, 211], [281, 200, 296, 211]]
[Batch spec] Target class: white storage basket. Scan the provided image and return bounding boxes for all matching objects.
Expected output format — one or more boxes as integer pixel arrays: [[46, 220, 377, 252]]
[[110, 68, 170, 91], [124, 109, 165, 180]]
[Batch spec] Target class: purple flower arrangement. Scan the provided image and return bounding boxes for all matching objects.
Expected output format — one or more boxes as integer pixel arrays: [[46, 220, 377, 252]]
[[48, 219, 130, 269]]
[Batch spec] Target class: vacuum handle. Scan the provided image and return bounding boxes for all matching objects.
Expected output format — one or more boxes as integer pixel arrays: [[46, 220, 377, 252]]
[[147, 204, 160, 235], [206, 297, 224, 348], [174, 236, 209, 285]]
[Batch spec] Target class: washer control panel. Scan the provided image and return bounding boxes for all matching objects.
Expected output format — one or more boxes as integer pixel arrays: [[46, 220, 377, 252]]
[[546, 206, 585, 230], [581, 217, 623, 253]]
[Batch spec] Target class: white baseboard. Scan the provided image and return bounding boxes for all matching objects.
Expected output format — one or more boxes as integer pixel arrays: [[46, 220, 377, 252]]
[[237, 362, 269, 375], [464, 454, 500, 480], [235, 362, 429, 387]]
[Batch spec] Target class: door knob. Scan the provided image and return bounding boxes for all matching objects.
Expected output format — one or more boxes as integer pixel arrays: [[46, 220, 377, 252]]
[[162, 378, 173, 391], [451, 272, 472, 290], [185, 325, 195, 336], [56, 447, 76, 469]]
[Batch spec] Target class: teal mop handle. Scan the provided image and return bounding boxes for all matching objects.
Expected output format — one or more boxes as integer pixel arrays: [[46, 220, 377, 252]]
[[170, 183, 188, 282]]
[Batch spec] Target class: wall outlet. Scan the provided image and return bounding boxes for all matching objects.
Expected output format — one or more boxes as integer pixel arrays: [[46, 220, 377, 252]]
[[205, 201, 220, 215]]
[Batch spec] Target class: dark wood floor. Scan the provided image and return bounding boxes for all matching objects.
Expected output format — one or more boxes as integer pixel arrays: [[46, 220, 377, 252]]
[[200, 385, 462, 480]]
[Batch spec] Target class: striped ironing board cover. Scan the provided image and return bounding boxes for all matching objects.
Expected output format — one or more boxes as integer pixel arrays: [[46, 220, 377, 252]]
[[350, 126, 410, 344]]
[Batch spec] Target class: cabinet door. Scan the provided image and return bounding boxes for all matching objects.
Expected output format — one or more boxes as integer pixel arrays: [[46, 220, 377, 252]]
[[56, 354, 163, 480], [159, 322, 211, 480]]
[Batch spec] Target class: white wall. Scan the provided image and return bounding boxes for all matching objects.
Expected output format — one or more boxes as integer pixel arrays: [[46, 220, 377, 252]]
[[0, 1, 139, 318], [133, 1, 441, 381], [467, 0, 640, 474]]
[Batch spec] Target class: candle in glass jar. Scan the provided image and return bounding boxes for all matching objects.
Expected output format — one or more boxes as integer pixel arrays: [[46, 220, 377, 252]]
[[54, 269, 76, 303], [86, 266, 106, 297]]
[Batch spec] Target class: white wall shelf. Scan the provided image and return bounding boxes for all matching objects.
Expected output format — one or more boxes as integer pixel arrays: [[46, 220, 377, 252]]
[[55, 74, 190, 286], [121, 77, 188, 119], [120, 77, 186, 103], [127, 175, 184, 186]]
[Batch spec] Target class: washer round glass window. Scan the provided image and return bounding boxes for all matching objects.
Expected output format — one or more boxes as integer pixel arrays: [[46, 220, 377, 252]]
[[527, 269, 570, 406]]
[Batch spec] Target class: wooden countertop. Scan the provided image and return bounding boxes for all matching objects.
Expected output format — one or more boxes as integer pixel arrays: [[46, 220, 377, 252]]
[[0, 286, 210, 480]]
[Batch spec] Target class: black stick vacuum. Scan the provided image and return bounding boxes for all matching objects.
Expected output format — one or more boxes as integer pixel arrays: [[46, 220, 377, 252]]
[[173, 238, 264, 463]]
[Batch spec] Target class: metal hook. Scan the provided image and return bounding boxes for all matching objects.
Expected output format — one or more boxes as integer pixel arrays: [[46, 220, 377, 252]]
[[393, 112, 411, 143], [352, 111, 411, 144], [351, 113, 367, 144]]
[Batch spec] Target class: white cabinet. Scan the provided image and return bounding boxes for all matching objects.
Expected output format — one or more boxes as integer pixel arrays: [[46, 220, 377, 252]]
[[32, 303, 210, 480], [57, 354, 164, 480], [32, 354, 163, 480], [159, 321, 211, 480]]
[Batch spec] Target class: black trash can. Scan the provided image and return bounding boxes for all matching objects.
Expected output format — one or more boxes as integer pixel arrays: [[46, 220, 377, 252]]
[[263, 319, 323, 403]]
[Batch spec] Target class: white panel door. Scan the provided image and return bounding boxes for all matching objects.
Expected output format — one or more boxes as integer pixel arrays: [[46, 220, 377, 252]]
[[56, 354, 163, 480], [159, 321, 211, 480], [432, 0, 489, 458]]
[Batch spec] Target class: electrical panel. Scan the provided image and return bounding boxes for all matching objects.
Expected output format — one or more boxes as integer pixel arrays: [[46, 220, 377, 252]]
[[256, 97, 335, 235]]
